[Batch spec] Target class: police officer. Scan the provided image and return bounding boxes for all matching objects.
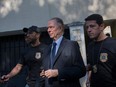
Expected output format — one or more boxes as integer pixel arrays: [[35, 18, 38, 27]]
[[1, 26, 47, 87], [85, 14, 116, 87]]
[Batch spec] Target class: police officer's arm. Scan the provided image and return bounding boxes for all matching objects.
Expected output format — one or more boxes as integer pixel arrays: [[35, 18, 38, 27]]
[[86, 64, 92, 87], [86, 70, 91, 87], [1, 64, 23, 82]]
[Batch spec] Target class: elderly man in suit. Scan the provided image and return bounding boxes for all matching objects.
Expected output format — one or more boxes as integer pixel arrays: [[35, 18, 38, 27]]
[[40, 17, 86, 87]]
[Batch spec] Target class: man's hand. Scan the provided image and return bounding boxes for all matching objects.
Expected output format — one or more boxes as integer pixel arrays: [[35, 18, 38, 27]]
[[0, 75, 10, 83], [86, 78, 90, 87], [86, 71, 92, 87], [44, 69, 58, 78], [40, 70, 45, 78]]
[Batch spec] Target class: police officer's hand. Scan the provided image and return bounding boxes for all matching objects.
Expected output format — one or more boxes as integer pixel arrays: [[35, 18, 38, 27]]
[[86, 78, 90, 87], [0, 75, 10, 82]]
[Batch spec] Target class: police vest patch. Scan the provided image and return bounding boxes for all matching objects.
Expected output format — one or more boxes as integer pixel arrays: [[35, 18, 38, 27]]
[[100, 53, 108, 62], [35, 52, 41, 59]]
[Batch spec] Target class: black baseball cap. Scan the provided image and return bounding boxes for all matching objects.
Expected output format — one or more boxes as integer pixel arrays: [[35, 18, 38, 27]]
[[23, 26, 41, 33]]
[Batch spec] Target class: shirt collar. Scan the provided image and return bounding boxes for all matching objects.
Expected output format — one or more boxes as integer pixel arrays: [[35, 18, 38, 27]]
[[53, 36, 63, 46]]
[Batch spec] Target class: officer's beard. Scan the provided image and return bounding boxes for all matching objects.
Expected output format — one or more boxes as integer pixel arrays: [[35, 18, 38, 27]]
[[29, 38, 37, 45]]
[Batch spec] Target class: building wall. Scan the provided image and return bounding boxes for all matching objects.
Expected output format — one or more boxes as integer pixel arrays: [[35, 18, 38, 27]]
[[0, 0, 116, 33]]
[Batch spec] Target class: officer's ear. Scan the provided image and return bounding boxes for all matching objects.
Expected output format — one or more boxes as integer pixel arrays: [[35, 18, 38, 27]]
[[36, 33, 41, 38], [100, 23, 105, 31]]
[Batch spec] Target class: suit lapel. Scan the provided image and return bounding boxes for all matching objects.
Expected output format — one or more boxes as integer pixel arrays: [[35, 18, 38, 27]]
[[52, 38, 67, 66]]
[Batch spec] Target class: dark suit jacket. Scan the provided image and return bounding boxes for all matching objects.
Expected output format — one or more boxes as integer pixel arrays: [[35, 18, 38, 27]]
[[42, 37, 86, 87]]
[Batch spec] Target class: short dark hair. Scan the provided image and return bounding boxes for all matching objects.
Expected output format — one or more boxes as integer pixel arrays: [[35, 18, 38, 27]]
[[85, 14, 104, 25]]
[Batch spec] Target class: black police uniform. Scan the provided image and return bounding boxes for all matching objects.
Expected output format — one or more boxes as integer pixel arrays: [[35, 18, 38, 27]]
[[87, 37, 116, 87], [19, 43, 47, 87]]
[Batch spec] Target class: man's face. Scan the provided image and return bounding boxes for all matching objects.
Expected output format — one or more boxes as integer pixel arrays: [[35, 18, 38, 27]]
[[85, 20, 103, 39], [25, 31, 39, 44], [47, 20, 62, 40]]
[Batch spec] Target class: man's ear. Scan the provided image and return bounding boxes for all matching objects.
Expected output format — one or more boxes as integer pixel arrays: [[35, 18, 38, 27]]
[[100, 23, 105, 31], [36, 33, 40, 38]]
